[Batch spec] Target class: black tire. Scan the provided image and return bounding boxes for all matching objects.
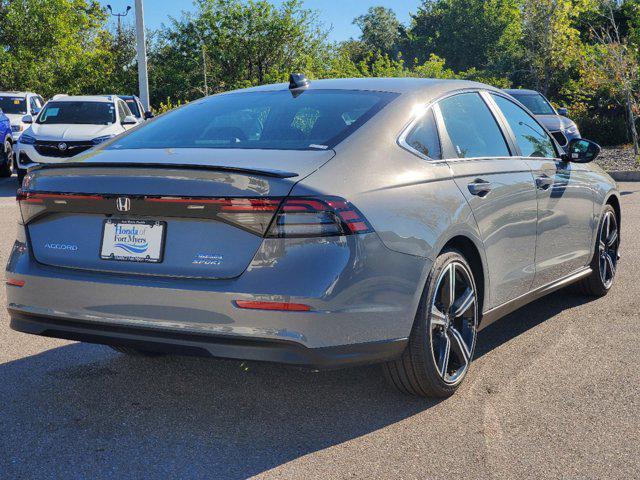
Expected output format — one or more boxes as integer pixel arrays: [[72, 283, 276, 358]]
[[575, 204, 619, 297], [383, 248, 479, 398], [110, 345, 164, 357], [0, 140, 12, 177]]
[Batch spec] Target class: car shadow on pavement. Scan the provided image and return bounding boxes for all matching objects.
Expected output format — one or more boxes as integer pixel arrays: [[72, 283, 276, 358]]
[[0, 289, 595, 479], [0, 175, 18, 197], [0, 340, 434, 479], [476, 289, 596, 358]]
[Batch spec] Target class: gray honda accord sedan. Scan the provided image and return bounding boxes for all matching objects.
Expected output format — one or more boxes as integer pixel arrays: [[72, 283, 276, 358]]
[[5, 77, 621, 398]]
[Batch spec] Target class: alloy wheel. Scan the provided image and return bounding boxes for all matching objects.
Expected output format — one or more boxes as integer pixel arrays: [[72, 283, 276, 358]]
[[429, 261, 478, 385], [5, 141, 14, 172], [598, 211, 619, 289]]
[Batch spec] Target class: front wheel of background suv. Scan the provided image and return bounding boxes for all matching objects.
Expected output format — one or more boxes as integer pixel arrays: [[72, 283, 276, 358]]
[[0, 139, 13, 177], [575, 204, 620, 297], [383, 248, 479, 398]]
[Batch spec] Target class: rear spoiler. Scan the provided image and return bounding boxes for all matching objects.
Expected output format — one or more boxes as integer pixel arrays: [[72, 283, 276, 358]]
[[29, 162, 299, 179]]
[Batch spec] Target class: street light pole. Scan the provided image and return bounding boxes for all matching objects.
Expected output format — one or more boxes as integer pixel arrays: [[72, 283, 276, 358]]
[[134, 0, 150, 111]]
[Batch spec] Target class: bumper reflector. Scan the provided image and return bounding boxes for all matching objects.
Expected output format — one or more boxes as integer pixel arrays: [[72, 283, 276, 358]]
[[6, 278, 25, 287], [234, 300, 311, 312]]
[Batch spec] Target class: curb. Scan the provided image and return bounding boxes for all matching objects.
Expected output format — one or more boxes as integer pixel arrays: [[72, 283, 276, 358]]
[[608, 171, 640, 182]]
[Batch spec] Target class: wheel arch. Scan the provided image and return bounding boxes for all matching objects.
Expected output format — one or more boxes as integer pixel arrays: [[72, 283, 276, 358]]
[[440, 235, 488, 315], [605, 192, 621, 234]]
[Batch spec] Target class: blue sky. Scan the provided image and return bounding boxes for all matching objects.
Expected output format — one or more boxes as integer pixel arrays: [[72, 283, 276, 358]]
[[99, 0, 421, 42]]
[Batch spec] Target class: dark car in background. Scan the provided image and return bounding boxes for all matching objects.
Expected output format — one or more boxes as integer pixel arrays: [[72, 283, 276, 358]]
[[503, 89, 580, 151]]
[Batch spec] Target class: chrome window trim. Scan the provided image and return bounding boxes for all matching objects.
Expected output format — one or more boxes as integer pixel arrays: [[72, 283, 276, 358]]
[[397, 88, 534, 163]]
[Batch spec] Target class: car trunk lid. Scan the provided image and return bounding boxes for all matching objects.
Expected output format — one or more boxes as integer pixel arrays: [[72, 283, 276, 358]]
[[20, 149, 334, 279]]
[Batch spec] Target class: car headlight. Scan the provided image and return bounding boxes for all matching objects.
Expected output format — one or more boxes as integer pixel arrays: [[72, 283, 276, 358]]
[[18, 133, 36, 145], [565, 124, 580, 136], [11, 124, 23, 133], [92, 134, 115, 145]]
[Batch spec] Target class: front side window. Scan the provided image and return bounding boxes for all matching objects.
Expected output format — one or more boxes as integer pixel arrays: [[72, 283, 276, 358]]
[[0, 96, 27, 115], [509, 92, 555, 115], [37, 101, 116, 125], [123, 98, 141, 118], [107, 90, 398, 151], [491, 94, 557, 158], [404, 108, 441, 159], [438, 93, 510, 159]]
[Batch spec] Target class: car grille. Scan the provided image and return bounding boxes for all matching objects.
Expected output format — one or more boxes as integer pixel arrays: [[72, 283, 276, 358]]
[[34, 140, 93, 158], [550, 131, 568, 146]]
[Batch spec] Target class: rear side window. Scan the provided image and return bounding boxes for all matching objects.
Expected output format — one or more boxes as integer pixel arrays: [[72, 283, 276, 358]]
[[491, 94, 557, 158], [438, 93, 510, 159], [404, 108, 441, 159], [108, 90, 398, 151]]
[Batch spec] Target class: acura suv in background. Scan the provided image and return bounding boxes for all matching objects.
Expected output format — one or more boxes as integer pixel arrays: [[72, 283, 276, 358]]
[[5, 77, 620, 398], [15, 95, 139, 183], [503, 88, 580, 150]]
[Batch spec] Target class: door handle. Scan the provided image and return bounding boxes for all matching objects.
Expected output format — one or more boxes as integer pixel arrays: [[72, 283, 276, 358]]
[[535, 174, 554, 190], [467, 179, 492, 197]]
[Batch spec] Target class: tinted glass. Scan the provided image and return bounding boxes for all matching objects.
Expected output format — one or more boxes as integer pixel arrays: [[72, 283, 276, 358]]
[[37, 101, 116, 125], [0, 96, 27, 114], [438, 93, 509, 158], [509, 92, 555, 115], [123, 98, 141, 117], [405, 108, 441, 159], [492, 94, 556, 158], [108, 90, 397, 151]]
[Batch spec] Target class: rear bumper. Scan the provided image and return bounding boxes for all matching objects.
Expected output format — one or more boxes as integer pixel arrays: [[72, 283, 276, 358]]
[[6, 231, 429, 353], [9, 310, 407, 368]]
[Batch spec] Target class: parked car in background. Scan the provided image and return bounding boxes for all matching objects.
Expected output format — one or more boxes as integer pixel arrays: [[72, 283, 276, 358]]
[[0, 107, 13, 177], [118, 95, 154, 121], [6, 77, 619, 399], [15, 95, 139, 184], [503, 89, 580, 151], [0, 92, 45, 176], [0, 92, 45, 142]]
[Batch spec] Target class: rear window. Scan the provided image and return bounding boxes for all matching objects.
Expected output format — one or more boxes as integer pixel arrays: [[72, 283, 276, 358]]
[[37, 101, 116, 125], [0, 96, 27, 115], [107, 90, 398, 151]]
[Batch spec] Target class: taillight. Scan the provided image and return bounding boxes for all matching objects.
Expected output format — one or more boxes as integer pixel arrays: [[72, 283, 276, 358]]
[[266, 197, 373, 238]]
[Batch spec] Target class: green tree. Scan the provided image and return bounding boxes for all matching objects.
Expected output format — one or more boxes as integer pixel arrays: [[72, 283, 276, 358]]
[[0, 0, 115, 97], [353, 6, 401, 56]]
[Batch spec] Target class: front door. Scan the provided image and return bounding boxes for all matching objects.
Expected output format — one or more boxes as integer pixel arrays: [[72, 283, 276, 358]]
[[487, 93, 595, 288]]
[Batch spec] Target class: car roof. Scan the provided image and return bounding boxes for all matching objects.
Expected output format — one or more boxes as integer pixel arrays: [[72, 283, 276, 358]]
[[118, 95, 138, 100], [503, 89, 542, 96], [0, 91, 35, 97], [231, 77, 500, 98], [50, 95, 115, 103]]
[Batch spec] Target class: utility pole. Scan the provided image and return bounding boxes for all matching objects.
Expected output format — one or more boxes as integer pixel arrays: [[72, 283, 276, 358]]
[[134, 0, 150, 111]]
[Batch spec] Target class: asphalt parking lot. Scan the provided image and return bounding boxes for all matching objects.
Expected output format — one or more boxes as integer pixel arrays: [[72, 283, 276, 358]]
[[0, 175, 638, 480]]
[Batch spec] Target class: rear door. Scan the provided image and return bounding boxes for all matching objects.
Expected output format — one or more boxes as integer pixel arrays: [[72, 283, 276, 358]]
[[436, 91, 538, 309], [488, 93, 595, 288]]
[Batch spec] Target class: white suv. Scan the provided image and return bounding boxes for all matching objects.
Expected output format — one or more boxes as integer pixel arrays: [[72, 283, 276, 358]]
[[0, 91, 45, 142], [16, 95, 139, 182]]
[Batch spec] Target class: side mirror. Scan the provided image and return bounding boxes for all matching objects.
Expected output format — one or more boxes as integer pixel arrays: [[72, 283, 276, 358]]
[[562, 138, 600, 163], [122, 115, 137, 125], [556, 107, 568, 117], [22, 114, 33, 124], [144, 111, 154, 120]]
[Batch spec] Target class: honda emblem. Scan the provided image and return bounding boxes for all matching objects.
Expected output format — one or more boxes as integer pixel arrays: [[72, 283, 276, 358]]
[[116, 197, 131, 212]]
